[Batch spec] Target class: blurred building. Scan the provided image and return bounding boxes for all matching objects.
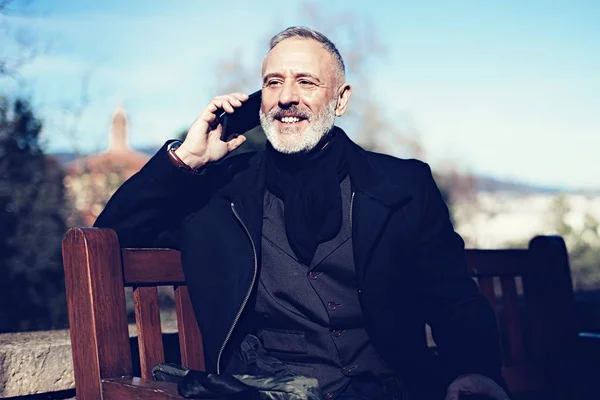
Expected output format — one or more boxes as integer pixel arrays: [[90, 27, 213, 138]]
[[64, 106, 150, 226]]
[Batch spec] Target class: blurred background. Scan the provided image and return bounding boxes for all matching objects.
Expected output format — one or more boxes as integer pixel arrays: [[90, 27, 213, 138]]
[[0, 0, 598, 341]]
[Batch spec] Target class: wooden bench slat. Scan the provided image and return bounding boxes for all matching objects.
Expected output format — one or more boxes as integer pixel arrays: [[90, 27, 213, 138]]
[[134, 287, 165, 379], [123, 249, 185, 285], [502, 364, 543, 394], [174, 286, 205, 371], [500, 277, 526, 365], [477, 276, 497, 309], [102, 377, 183, 399], [466, 249, 529, 277]]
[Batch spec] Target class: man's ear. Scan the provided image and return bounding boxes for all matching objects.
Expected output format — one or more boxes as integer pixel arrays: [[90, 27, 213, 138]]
[[335, 83, 352, 117]]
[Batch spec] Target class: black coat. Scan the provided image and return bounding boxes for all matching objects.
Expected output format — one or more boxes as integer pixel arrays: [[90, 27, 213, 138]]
[[95, 137, 503, 396]]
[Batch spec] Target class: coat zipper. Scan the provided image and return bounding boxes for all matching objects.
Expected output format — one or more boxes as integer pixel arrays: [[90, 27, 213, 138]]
[[350, 191, 355, 229], [216, 202, 258, 374]]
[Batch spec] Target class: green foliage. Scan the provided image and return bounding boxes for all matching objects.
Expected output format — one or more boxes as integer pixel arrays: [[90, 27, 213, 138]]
[[550, 194, 600, 291], [0, 97, 69, 332], [500, 194, 600, 292]]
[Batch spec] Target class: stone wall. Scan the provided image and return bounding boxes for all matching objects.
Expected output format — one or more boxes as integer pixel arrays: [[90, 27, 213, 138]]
[[0, 322, 178, 398], [0, 330, 74, 398]]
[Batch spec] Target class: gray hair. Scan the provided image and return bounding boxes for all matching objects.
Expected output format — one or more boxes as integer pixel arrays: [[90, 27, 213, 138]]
[[267, 26, 346, 83]]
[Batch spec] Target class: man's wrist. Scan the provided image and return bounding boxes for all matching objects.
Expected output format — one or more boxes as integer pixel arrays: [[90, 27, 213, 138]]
[[167, 141, 207, 171]]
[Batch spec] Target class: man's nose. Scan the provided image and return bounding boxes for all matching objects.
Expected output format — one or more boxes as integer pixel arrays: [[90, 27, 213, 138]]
[[278, 82, 299, 107]]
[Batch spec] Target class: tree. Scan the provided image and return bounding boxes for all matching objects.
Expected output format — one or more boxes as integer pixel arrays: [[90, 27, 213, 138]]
[[0, 97, 69, 332], [1, 0, 40, 78], [549, 194, 600, 291]]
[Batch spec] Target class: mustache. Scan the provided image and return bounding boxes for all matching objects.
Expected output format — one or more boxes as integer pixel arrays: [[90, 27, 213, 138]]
[[269, 106, 312, 120]]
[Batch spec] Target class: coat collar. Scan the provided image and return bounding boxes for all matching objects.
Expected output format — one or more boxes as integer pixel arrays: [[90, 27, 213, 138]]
[[216, 127, 412, 207], [343, 132, 413, 208], [214, 150, 266, 202]]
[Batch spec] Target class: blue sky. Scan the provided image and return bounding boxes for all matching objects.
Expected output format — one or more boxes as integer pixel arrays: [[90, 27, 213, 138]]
[[1, 0, 599, 189]]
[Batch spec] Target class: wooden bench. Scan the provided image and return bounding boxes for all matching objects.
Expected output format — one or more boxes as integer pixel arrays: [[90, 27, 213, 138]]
[[62, 228, 576, 399]]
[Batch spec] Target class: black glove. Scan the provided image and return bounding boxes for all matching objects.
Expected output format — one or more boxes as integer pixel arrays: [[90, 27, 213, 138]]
[[152, 363, 261, 399]]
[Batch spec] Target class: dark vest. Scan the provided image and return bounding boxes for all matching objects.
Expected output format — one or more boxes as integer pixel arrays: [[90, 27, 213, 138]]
[[255, 176, 395, 398]]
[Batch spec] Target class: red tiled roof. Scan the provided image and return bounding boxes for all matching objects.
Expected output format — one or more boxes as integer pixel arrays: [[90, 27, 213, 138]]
[[66, 149, 150, 176]]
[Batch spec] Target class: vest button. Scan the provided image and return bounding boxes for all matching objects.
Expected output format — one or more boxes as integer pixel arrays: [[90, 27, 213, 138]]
[[342, 364, 358, 375], [332, 330, 343, 337], [327, 301, 342, 310], [308, 271, 319, 280], [325, 392, 335, 399]]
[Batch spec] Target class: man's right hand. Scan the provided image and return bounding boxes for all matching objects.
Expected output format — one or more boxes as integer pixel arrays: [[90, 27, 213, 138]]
[[175, 93, 250, 169]]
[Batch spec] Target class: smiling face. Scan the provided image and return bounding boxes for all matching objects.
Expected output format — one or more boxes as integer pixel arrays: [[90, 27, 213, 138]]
[[260, 38, 351, 153]]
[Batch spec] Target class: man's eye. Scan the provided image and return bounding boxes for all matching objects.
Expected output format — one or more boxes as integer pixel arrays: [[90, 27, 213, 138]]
[[299, 80, 315, 86], [267, 80, 282, 86]]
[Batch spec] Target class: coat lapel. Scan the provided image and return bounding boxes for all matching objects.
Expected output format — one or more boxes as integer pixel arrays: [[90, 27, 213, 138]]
[[352, 191, 389, 280], [345, 136, 413, 282], [352, 185, 412, 283]]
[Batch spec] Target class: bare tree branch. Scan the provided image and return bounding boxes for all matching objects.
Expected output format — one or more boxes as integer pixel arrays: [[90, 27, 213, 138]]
[[0, 0, 40, 79], [0, 0, 34, 14]]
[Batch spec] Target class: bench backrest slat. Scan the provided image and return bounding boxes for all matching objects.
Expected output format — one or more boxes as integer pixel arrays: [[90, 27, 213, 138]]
[[174, 285, 205, 371], [499, 276, 526, 365], [476, 276, 497, 309], [133, 286, 165, 379]]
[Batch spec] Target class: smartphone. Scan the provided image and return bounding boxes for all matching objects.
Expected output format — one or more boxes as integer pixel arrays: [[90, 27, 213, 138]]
[[218, 90, 262, 141]]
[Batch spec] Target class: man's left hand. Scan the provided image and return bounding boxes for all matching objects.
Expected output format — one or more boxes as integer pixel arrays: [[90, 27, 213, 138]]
[[445, 374, 510, 400]]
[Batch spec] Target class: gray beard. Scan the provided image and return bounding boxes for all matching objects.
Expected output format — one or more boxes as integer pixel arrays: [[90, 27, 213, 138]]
[[260, 99, 337, 154]]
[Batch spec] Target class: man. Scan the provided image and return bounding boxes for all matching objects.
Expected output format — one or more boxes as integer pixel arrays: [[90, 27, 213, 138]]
[[95, 27, 509, 400]]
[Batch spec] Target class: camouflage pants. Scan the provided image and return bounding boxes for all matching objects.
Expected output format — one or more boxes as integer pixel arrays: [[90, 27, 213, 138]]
[[153, 363, 322, 399]]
